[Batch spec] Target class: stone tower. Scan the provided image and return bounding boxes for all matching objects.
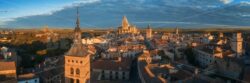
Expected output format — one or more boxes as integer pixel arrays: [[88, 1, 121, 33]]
[[64, 7, 91, 83], [146, 24, 152, 39], [231, 32, 243, 57]]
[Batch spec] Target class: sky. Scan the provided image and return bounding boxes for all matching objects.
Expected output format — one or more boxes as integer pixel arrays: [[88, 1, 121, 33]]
[[0, 0, 250, 28]]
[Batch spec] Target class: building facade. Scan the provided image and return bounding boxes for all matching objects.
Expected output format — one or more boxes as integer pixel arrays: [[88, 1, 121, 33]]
[[231, 32, 243, 57], [0, 61, 17, 82], [91, 58, 131, 81]]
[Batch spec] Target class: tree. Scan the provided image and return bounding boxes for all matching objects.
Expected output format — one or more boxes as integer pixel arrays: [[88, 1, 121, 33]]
[[184, 47, 197, 66]]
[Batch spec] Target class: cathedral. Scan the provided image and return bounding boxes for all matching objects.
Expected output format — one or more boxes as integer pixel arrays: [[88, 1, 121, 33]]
[[64, 8, 91, 83], [117, 16, 138, 34]]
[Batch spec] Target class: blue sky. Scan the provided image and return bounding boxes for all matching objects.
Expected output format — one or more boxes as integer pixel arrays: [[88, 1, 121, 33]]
[[0, 0, 250, 28]]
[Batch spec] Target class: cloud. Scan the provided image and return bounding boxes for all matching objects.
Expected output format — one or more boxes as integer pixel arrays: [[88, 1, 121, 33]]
[[240, 1, 250, 6], [73, 0, 101, 5], [219, 0, 233, 4], [0, 0, 101, 26], [2, 0, 250, 28]]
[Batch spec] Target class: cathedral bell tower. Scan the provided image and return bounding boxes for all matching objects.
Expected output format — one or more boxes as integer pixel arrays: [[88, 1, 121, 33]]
[[146, 24, 152, 39], [64, 7, 91, 83], [231, 32, 243, 57]]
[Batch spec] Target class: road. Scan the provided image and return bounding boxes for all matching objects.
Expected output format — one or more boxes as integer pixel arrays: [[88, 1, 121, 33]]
[[130, 58, 141, 83]]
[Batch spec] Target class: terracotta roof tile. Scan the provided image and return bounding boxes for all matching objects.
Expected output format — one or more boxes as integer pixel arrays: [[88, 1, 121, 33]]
[[92, 58, 132, 71], [0, 61, 16, 71]]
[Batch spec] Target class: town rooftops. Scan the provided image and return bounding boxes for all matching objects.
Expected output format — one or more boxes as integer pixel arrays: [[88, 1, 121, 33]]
[[17, 73, 38, 81], [0, 61, 16, 72], [195, 44, 235, 57], [65, 42, 89, 57], [92, 57, 132, 71]]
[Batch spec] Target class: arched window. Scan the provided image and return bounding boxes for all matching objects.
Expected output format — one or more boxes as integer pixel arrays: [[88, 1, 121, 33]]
[[76, 68, 80, 75], [76, 79, 80, 83], [70, 68, 74, 75]]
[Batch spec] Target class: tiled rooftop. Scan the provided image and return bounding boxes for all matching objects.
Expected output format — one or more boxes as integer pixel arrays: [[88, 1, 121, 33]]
[[0, 61, 16, 71], [92, 58, 132, 71]]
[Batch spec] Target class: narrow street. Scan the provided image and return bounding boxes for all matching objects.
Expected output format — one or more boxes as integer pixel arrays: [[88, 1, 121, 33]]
[[130, 58, 141, 83]]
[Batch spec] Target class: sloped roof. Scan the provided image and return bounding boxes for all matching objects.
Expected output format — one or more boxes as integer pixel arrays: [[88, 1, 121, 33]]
[[65, 41, 89, 57], [92, 58, 132, 71], [0, 61, 16, 71]]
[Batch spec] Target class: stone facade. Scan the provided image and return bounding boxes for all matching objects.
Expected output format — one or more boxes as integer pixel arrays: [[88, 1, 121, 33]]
[[65, 55, 91, 83]]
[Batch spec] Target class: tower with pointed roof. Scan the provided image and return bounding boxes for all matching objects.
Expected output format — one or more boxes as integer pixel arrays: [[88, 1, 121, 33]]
[[64, 7, 91, 83], [146, 24, 152, 39], [231, 32, 243, 57], [117, 16, 138, 34], [175, 27, 179, 35]]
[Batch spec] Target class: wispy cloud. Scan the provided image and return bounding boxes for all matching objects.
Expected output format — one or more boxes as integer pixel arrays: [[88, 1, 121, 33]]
[[0, 0, 100, 26], [2, 0, 250, 28], [219, 0, 234, 4], [240, 1, 250, 5]]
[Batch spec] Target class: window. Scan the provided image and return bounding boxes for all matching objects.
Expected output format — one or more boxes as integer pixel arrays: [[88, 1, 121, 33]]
[[76, 79, 80, 83], [115, 72, 118, 75], [122, 75, 125, 80], [80, 61, 83, 64], [115, 72, 118, 79], [72, 60, 74, 63], [122, 72, 125, 76], [76, 68, 80, 75], [115, 75, 118, 79], [70, 78, 74, 83], [71, 68, 74, 74], [110, 75, 113, 80]]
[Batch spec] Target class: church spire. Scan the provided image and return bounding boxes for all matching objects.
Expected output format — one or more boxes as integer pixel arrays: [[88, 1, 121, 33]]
[[175, 27, 179, 35], [122, 16, 129, 29], [147, 24, 151, 29], [75, 7, 80, 32], [74, 7, 81, 41]]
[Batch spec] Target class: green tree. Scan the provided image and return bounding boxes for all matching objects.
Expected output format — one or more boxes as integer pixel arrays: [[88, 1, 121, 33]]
[[184, 47, 197, 66]]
